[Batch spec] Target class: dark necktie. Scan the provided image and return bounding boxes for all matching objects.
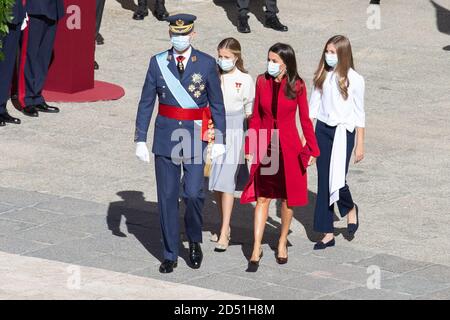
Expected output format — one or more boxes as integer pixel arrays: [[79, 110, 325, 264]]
[[176, 56, 185, 75]]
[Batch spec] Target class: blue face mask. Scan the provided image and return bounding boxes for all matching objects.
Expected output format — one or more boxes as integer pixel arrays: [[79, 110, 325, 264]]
[[217, 58, 236, 72], [171, 35, 191, 52], [267, 61, 282, 77], [325, 53, 338, 68]]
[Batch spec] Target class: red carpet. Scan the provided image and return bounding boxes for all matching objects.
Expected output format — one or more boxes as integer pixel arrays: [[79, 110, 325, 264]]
[[43, 80, 125, 103]]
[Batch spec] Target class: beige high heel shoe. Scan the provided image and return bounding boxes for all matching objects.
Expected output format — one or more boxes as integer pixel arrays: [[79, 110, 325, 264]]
[[214, 228, 231, 252]]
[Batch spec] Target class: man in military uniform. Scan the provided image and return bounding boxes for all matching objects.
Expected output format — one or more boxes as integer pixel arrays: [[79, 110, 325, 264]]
[[17, 0, 65, 117], [133, 0, 169, 21], [0, 0, 25, 127], [134, 14, 226, 273], [237, 0, 288, 33]]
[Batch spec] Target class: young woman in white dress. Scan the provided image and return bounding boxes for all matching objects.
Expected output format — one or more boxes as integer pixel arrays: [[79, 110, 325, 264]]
[[209, 37, 255, 252]]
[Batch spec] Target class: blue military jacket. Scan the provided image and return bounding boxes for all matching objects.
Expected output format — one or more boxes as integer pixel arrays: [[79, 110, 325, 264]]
[[26, 0, 65, 21], [135, 47, 226, 159], [11, 0, 26, 25]]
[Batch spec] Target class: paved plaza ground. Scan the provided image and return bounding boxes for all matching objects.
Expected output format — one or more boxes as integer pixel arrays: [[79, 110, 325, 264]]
[[0, 0, 449, 299]]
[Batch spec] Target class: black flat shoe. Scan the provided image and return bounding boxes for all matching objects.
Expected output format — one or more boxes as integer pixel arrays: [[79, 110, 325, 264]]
[[94, 61, 99, 70], [35, 102, 60, 113], [348, 204, 359, 236], [276, 246, 288, 265], [0, 112, 21, 124], [0, 119, 5, 126], [246, 249, 263, 272], [22, 105, 39, 117], [264, 16, 288, 32], [189, 242, 203, 269], [313, 238, 335, 250], [237, 15, 251, 33], [159, 260, 178, 273]]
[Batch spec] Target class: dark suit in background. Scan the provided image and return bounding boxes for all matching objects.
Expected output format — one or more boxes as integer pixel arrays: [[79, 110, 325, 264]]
[[96, 0, 106, 39], [18, 0, 65, 109], [237, 0, 279, 18], [0, 0, 25, 122]]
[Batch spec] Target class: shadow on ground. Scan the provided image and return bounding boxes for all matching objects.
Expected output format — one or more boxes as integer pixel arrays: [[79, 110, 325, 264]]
[[106, 186, 345, 263], [430, 0, 450, 50]]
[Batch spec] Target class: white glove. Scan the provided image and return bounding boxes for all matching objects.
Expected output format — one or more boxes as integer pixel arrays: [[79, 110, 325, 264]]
[[210, 144, 226, 159], [136, 142, 150, 163], [21, 13, 29, 31]]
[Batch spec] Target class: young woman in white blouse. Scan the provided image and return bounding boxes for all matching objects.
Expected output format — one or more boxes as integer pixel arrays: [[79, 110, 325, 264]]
[[309, 35, 365, 250], [209, 37, 255, 252]]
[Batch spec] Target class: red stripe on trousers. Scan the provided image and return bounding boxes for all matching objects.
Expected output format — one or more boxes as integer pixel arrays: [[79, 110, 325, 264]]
[[18, 0, 28, 109], [18, 22, 29, 109]]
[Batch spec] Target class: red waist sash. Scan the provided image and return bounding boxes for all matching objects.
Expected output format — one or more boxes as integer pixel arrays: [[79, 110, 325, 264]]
[[158, 104, 213, 142]]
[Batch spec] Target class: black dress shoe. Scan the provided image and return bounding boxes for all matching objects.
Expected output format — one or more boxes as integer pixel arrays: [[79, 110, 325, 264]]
[[264, 16, 288, 32], [237, 15, 251, 33], [189, 242, 203, 269], [313, 238, 335, 250], [22, 105, 39, 117], [0, 119, 5, 127], [0, 112, 21, 124], [94, 61, 99, 70], [155, 8, 169, 21], [133, 9, 148, 20], [96, 33, 104, 45], [35, 102, 60, 113], [246, 249, 263, 272], [159, 260, 178, 273], [347, 204, 359, 236]]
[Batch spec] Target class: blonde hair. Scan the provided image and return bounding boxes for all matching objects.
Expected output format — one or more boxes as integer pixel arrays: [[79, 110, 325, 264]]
[[217, 37, 248, 74], [313, 35, 354, 100]]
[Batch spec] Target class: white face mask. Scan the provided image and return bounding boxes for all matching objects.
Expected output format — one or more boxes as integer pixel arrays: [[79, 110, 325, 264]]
[[171, 35, 191, 52], [217, 58, 236, 72], [267, 61, 282, 77], [325, 53, 338, 68]]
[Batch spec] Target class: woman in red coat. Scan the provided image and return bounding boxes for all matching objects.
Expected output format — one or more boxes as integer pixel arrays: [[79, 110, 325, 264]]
[[241, 43, 320, 271]]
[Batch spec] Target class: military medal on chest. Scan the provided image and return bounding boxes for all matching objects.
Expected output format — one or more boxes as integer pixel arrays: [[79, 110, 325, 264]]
[[235, 82, 242, 93], [188, 73, 205, 99]]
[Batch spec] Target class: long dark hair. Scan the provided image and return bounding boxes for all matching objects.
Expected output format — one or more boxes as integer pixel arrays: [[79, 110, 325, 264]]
[[268, 43, 302, 100]]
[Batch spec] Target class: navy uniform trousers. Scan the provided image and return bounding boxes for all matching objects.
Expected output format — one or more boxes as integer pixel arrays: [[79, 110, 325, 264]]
[[96, 0, 106, 37], [314, 120, 356, 233], [155, 152, 206, 262], [0, 24, 22, 115], [237, 0, 279, 18], [18, 15, 58, 108]]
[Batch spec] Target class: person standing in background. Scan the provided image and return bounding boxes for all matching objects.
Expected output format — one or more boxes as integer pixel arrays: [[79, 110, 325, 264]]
[[132, 0, 169, 21], [18, 0, 65, 117], [95, 0, 106, 70], [0, 0, 25, 127], [236, 0, 288, 34]]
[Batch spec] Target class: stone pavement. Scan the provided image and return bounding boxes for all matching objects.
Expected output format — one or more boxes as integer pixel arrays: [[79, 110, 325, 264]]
[[0, 251, 252, 300], [1, 187, 449, 299], [0, 0, 450, 299]]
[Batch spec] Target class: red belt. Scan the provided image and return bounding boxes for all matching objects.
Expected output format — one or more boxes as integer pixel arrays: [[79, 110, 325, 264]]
[[158, 104, 213, 142]]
